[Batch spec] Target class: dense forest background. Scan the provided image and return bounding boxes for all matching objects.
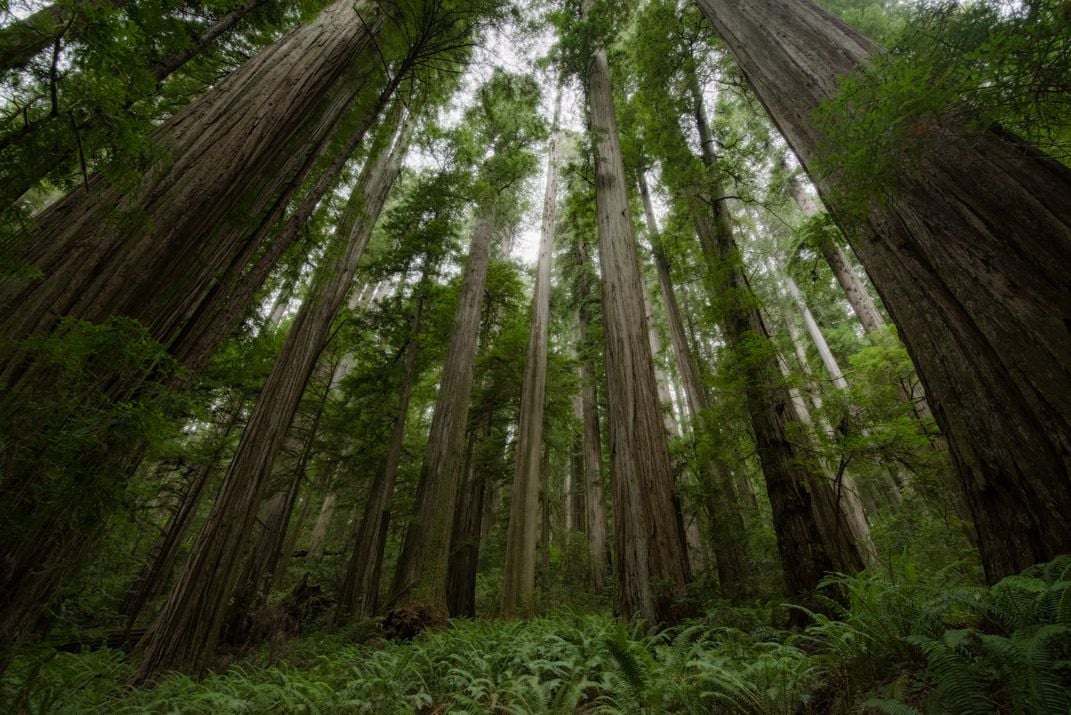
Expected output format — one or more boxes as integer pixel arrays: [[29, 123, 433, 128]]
[[0, 0, 1069, 712]]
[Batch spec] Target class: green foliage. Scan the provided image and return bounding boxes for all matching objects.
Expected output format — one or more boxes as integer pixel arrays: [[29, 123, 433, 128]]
[[5, 561, 1071, 712], [0, 317, 182, 542], [816, 0, 1071, 213]]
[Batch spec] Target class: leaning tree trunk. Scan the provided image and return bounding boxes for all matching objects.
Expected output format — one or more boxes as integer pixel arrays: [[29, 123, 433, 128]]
[[223, 361, 334, 642], [0, 0, 396, 655], [386, 207, 497, 618], [583, 0, 691, 625], [638, 172, 753, 600], [501, 89, 560, 618], [135, 113, 410, 680], [696, 0, 1071, 582]]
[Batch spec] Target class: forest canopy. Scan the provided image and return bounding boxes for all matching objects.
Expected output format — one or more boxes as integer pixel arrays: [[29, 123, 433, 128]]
[[0, 0, 1069, 712]]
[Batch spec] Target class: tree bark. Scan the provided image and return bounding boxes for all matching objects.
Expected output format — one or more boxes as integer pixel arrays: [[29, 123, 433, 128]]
[[386, 209, 497, 618], [696, 0, 1071, 582], [446, 420, 489, 618], [501, 88, 560, 617], [134, 111, 409, 680], [306, 491, 338, 559], [576, 282, 608, 592], [638, 172, 753, 600], [0, 1, 396, 654], [583, 0, 691, 625]]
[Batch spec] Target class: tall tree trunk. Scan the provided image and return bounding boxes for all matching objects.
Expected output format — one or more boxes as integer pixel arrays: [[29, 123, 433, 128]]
[[134, 112, 410, 680], [787, 173, 888, 337], [446, 419, 489, 618], [386, 208, 497, 618], [568, 329, 587, 536], [696, 0, 1071, 582], [642, 285, 681, 439], [574, 251, 608, 591], [501, 88, 560, 617], [583, 0, 690, 625], [638, 172, 753, 600], [682, 70, 864, 592], [337, 271, 429, 618], [0, 1, 399, 654], [229, 340, 342, 621]]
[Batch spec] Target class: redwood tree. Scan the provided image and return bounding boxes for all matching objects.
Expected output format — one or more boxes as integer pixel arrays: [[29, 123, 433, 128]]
[[580, 0, 691, 625], [696, 0, 1071, 582]]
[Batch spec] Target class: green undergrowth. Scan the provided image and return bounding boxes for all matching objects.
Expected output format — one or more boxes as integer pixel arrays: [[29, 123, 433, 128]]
[[2, 559, 1069, 714]]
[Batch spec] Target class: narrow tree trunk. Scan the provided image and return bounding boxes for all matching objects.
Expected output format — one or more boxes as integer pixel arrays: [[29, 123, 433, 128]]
[[337, 273, 429, 618], [501, 88, 560, 617], [696, 0, 1071, 582], [574, 252, 608, 591], [642, 286, 681, 439], [134, 113, 409, 680], [386, 208, 497, 617], [568, 331, 587, 536], [273, 494, 312, 590], [583, 0, 690, 624], [638, 172, 753, 600]]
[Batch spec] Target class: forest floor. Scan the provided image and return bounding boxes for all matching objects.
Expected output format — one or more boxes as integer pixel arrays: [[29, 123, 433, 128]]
[[1, 561, 1069, 714]]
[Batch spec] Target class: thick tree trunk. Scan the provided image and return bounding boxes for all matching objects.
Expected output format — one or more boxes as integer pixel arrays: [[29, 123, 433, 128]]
[[501, 90, 560, 617], [337, 275, 428, 618], [638, 172, 753, 600], [386, 209, 497, 617], [697, 0, 1071, 581], [134, 113, 409, 680], [0, 1, 397, 654], [583, 0, 691, 624]]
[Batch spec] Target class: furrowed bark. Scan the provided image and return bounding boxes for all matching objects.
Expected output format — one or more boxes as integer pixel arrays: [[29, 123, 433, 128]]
[[696, 0, 1071, 581], [680, 68, 864, 590], [583, 0, 691, 625], [134, 112, 409, 679]]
